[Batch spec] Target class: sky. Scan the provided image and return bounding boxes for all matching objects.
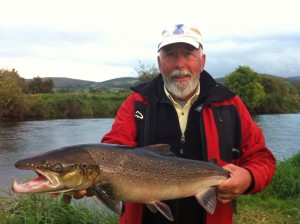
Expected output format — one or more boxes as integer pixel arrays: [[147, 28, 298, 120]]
[[1, 0, 300, 82]]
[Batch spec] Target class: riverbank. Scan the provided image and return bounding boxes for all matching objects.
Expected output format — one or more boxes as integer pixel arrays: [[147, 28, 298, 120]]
[[1, 152, 299, 223], [2, 89, 300, 120], [2, 92, 130, 120]]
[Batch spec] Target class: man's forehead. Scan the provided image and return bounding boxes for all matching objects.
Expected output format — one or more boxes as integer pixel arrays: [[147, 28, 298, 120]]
[[161, 43, 197, 52]]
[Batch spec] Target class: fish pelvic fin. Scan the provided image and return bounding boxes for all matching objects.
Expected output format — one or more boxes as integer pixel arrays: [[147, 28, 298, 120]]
[[147, 201, 174, 221], [195, 187, 217, 214]]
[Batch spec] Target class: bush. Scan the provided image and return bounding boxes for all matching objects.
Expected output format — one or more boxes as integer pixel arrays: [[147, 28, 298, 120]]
[[23, 92, 129, 119]]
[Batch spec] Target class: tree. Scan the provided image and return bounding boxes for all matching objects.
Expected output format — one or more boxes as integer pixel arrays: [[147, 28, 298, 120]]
[[294, 81, 300, 95], [0, 68, 27, 92], [0, 68, 26, 118], [257, 75, 300, 113], [134, 61, 159, 82], [28, 76, 54, 93], [224, 66, 265, 110]]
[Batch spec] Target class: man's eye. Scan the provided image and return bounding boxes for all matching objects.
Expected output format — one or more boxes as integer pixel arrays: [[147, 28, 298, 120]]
[[183, 51, 193, 57]]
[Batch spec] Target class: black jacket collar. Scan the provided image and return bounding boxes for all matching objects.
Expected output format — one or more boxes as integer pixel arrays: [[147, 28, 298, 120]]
[[131, 70, 235, 106]]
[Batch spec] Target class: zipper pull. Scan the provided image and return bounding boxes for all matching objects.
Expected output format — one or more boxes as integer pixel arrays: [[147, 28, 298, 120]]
[[180, 134, 185, 154]]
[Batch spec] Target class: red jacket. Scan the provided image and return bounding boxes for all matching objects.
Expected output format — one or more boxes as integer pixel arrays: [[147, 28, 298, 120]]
[[102, 71, 276, 224]]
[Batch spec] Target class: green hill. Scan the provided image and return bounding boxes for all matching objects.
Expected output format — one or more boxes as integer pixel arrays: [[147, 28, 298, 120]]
[[39, 77, 141, 92], [36, 75, 299, 92]]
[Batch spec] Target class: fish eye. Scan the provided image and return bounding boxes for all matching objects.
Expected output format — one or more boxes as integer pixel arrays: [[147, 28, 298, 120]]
[[52, 163, 63, 173]]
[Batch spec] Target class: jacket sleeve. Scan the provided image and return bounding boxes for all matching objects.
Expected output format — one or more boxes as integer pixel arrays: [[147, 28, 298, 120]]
[[101, 93, 138, 147], [234, 96, 276, 194]]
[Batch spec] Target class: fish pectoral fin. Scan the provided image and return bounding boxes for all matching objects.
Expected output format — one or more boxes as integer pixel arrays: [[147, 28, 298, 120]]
[[148, 201, 174, 221], [62, 193, 73, 204], [195, 187, 217, 214], [90, 185, 121, 215]]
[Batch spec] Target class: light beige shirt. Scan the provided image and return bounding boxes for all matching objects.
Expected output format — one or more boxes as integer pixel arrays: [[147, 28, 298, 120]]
[[164, 84, 200, 134]]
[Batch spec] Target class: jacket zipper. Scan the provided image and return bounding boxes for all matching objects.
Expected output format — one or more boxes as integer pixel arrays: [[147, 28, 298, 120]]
[[197, 104, 208, 224], [180, 133, 185, 154]]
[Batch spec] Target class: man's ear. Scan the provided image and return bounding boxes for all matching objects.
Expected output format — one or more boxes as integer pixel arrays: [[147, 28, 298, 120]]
[[201, 54, 206, 71], [157, 54, 161, 70]]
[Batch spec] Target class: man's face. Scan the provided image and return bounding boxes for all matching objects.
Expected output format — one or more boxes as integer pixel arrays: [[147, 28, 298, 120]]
[[158, 43, 206, 100]]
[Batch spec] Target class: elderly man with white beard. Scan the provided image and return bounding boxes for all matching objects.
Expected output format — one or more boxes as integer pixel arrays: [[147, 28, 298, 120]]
[[59, 24, 276, 224]]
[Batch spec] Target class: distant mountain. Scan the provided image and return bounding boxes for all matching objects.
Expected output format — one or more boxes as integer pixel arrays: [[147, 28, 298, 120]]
[[34, 75, 299, 92], [38, 77, 141, 91], [287, 76, 300, 82]]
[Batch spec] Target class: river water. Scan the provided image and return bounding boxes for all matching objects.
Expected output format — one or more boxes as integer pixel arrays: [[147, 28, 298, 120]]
[[0, 114, 299, 191]]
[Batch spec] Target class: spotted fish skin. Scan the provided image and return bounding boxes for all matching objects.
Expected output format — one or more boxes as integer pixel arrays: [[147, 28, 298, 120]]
[[12, 143, 230, 221]]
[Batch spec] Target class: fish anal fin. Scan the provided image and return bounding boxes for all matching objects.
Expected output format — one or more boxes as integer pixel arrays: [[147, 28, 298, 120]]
[[148, 201, 174, 221], [90, 185, 122, 215], [195, 187, 217, 214], [146, 204, 158, 213]]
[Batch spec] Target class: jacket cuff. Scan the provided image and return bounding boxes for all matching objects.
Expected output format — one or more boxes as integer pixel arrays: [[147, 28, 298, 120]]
[[244, 168, 255, 194]]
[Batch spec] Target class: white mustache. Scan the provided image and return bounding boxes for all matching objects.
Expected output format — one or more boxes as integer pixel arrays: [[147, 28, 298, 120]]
[[169, 70, 192, 78]]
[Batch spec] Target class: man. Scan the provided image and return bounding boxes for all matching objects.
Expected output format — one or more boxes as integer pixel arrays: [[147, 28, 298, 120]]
[[76, 24, 276, 224]]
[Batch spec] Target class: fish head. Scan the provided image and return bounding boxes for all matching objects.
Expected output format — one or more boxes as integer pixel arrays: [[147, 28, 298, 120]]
[[12, 145, 100, 194]]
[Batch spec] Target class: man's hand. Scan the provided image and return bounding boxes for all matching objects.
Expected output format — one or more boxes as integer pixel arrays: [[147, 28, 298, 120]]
[[217, 164, 252, 203], [50, 189, 94, 201]]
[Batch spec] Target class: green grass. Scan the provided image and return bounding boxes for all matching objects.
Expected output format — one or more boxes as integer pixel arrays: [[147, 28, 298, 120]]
[[234, 195, 300, 224], [0, 190, 118, 224], [234, 152, 300, 224]]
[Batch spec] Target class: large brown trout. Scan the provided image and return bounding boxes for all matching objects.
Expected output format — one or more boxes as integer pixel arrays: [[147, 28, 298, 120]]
[[12, 143, 232, 221]]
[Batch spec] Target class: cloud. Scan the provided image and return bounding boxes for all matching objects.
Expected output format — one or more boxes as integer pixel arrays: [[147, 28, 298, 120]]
[[1, 0, 300, 81], [204, 32, 300, 78]]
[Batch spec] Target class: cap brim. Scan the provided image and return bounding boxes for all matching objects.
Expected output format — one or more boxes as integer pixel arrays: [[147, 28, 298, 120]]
[[158, 37, 200, 51]]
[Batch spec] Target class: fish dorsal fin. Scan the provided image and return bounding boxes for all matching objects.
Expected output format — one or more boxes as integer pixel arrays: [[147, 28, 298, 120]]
[[141, 144, 175, 157], [195, 187, 217, 214], [90, 184, 122, 215], [147, 201, 174, 221], [208, 158, 218, 165]]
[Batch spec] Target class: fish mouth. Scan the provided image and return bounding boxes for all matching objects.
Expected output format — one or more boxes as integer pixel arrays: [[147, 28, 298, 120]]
[[12, 169, 59, 194]]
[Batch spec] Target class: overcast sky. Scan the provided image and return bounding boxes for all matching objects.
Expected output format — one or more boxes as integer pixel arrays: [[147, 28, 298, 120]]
[[1, 0, 300, 82]]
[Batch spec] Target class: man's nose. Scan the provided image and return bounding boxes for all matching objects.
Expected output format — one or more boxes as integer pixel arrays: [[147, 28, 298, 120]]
[[174, 53, 186, 69]]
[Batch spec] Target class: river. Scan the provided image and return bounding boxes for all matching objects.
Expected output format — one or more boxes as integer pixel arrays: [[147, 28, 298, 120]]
[[0, 114, 299, 191]]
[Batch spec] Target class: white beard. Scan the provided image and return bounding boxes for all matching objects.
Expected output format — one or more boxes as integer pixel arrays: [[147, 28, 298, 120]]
[[162, 69, 200, 99]]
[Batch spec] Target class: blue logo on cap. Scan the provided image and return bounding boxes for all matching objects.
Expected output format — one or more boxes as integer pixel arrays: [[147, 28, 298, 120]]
[[173, 24, 184, 35]]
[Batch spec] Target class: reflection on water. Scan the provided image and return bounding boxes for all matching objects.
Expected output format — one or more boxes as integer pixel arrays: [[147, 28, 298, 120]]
[[0, 114, 299, 191]]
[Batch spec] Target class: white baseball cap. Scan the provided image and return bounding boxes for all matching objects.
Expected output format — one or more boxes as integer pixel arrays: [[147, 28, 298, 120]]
[[158, 24, 203, 51]]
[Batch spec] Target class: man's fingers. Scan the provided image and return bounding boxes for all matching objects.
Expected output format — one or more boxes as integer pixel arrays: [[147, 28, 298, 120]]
[[50, 193, 60, 198], [50, 189, 94, 200], [73, 190, 87, 199]]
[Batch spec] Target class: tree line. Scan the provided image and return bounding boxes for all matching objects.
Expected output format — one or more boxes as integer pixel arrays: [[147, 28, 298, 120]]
[[0, 66, 299, 120]]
